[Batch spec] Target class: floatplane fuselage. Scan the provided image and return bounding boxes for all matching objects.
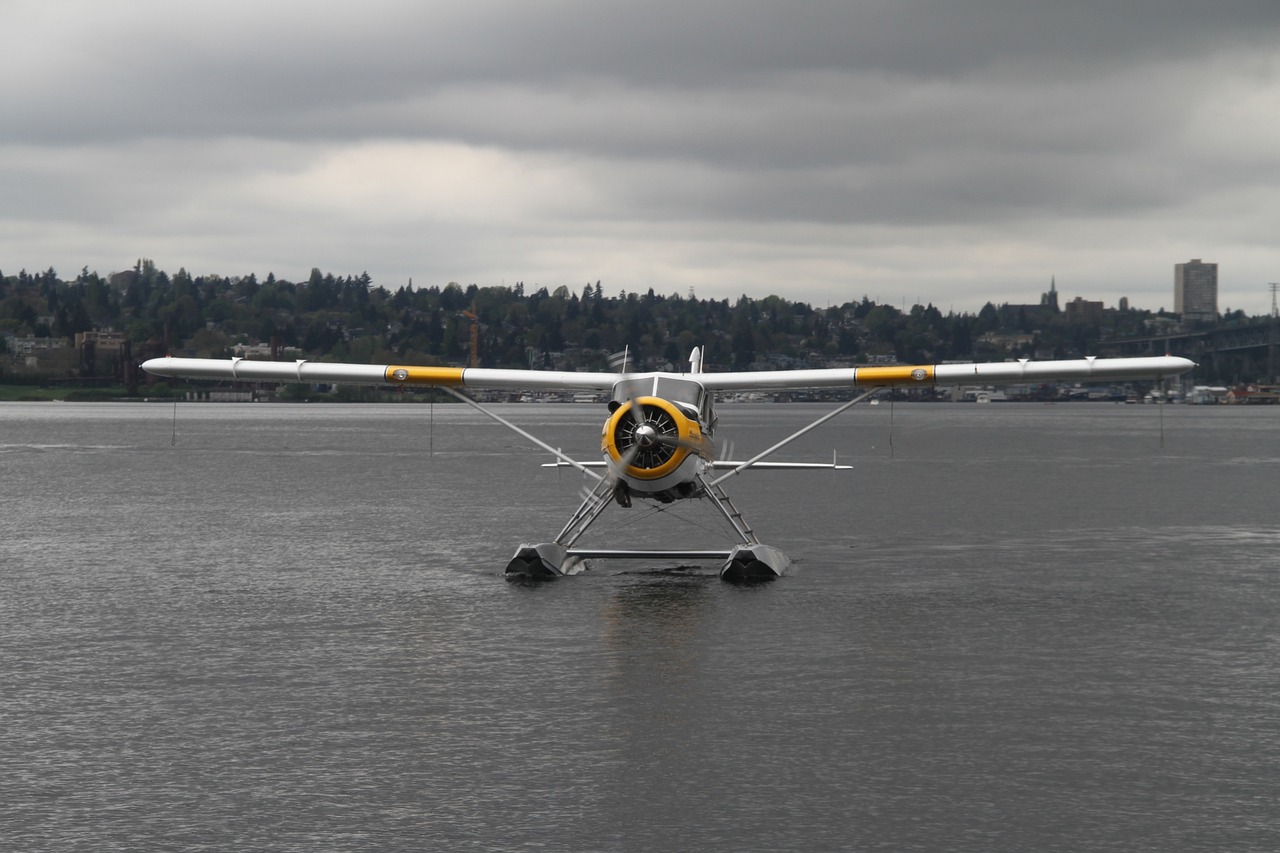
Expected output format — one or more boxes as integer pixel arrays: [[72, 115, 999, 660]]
[[143, 350, 1194, 581]]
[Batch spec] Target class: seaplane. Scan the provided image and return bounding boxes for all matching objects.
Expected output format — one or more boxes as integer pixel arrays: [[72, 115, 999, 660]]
[[142, 350, 1194, 581]]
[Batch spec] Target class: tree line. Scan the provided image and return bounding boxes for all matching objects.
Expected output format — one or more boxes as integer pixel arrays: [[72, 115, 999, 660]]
[[0, 260, 1268, 382]]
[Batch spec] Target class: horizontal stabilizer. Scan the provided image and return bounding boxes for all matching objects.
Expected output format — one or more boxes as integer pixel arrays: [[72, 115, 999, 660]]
[[540, 460, 852, 471], [710, 461, 852, 470]]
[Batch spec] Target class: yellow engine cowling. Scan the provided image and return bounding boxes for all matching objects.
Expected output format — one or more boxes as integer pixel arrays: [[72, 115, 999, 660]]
[[601, 396, 707, 483]]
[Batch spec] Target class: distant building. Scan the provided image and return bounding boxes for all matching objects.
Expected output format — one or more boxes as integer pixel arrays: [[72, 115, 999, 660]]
[[1064, 296, 1104, 325], [6, 334, 68, 357], [1041, 277, 1060, 311], [231, 341, 302, 360], [978, 331, 1036, 349], [1174, 259, 1218, 321], [3, 334, 71, 371], [75, 330, 131, 378], [75, 330, 128, 349]]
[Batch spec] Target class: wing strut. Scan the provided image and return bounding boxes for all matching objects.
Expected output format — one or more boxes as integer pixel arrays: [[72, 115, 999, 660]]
[[441, 387, 604, 481], [707, 385, 883, 488]]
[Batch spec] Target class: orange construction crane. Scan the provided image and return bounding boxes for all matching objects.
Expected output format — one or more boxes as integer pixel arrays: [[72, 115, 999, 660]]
[[461, 303, 480, 368]]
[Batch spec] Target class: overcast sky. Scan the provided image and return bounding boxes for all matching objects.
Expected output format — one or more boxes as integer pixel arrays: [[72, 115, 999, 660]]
[[5, 0, 1279, 314]]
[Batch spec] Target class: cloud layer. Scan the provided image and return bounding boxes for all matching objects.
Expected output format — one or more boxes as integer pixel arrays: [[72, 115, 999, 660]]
[[4, 0, 1279, 313]]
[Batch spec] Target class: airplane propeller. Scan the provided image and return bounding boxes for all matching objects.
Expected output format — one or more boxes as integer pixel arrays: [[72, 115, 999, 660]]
[[612, 401, 682, 469]]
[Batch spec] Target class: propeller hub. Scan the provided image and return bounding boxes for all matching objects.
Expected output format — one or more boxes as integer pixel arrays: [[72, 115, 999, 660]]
[[634, 423, 659, 447]]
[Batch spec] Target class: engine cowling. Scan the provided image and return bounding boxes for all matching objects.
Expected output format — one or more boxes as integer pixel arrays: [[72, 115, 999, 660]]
[[601, 396, 705, 482]]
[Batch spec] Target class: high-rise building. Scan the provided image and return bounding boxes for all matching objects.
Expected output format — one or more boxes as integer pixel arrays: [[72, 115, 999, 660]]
[[1174, 259, 1218, 321]]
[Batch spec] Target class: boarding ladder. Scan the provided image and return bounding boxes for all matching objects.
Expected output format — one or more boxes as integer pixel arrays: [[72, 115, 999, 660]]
[[699, 476, 759, 545]]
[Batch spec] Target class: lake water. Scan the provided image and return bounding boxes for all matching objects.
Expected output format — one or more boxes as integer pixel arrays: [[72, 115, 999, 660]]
[[2, 400, 1279, 851]]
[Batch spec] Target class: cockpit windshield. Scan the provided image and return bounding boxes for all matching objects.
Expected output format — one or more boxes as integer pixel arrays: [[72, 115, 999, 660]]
[[611, 376, 711, 425], [611, 376, 703, 405]]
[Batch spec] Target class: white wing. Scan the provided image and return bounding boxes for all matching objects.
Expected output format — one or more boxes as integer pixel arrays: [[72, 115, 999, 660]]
[[695, 356, 1194, 390], [141, 357, 619, 390], [142, 355, 1194, 390]]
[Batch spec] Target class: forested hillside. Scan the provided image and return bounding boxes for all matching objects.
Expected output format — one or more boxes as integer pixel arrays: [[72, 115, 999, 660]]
[[0, 260, 1262, 384]]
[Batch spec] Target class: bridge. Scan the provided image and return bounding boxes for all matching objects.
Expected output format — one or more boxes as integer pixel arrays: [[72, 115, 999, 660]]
[[1108, 320, 1278, 380]]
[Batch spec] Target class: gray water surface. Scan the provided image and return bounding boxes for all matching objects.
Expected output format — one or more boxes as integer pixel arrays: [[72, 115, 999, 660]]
[[3, 401, 1278, 851]]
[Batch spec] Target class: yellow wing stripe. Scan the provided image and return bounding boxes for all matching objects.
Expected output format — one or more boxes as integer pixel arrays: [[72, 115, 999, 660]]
[[384, 365, 467, 386], [854, 365, 934, 385]]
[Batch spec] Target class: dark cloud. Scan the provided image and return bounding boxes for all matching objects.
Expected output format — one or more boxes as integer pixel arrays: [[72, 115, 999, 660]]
[[3, 1, 1278, 312]]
